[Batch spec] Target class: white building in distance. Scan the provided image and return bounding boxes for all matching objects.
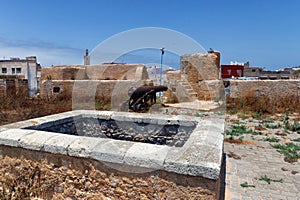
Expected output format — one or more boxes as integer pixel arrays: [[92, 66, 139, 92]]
[[0, 56, 41, 96]]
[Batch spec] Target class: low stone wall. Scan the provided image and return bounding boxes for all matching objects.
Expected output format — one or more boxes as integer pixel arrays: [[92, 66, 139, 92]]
[[229, 80, 300, 98], [0, 78, 28, 97]]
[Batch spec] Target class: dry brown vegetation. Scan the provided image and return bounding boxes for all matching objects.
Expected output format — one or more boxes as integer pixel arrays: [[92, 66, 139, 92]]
[[1, 87, 299, 126], [0, 92, 112, 126], [0, 92, 72, 126]]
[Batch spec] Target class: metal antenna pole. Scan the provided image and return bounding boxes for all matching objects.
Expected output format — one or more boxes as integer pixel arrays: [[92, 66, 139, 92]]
[[160, 48, 165, 86]]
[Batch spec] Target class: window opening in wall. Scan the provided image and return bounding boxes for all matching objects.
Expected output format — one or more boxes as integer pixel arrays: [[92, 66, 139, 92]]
[[16, 68, 22, 73], [53, 87, 60, 93], [12, 68, 15, 74], [2, 68, 7, 74]]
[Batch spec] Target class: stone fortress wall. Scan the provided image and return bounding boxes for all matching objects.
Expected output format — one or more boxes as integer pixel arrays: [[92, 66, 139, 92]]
[[40, 64, 150, 102], [41, 52, 224, 104], [165, 51, 299, 104], [228, 79, 300, 99], [40, 53, 300, 105]]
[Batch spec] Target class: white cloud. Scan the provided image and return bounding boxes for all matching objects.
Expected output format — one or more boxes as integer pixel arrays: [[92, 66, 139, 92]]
[[0, 39, 84, 67]]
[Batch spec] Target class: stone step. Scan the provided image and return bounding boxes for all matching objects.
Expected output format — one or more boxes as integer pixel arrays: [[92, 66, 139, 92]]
[[187, 92, 198, 100], [180, 82, 189, 86], [177, 81, 198, 100], [185, 88, 194, 93], [189, 92, 198, 97], [184, 85, 192, 89], [178, 80, 189, 83]]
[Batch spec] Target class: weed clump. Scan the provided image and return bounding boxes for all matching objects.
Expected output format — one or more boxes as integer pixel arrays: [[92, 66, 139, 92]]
[[226, 125, 255, 140], [258, 175, 283, 184], [240, 182, 255, 188], [271, 143, 300, 163], [263, 137, 280, 143]]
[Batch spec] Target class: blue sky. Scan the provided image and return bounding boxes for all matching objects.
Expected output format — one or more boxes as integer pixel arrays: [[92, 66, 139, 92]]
[[0, 0, 299, 70]]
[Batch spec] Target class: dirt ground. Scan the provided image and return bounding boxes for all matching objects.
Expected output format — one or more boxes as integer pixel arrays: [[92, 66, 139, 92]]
[[0, 155, 216, 200]]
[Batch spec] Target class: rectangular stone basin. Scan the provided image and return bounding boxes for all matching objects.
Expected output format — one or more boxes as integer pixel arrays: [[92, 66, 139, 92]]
[[0, 110, 225, 180], [23, 116, 196, 147]]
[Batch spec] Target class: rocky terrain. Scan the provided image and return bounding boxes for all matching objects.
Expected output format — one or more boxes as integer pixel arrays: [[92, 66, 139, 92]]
[[0, 155, 215, 200]]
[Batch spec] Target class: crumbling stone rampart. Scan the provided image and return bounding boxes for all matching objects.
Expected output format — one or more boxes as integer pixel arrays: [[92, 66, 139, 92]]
[[165, 52, 223, 102], [41, 64, 148, 81], [229, 80, 300, 99], [40, 64, 150, 105], [181, 52, 220, 81], [41, 66, 87, 81]]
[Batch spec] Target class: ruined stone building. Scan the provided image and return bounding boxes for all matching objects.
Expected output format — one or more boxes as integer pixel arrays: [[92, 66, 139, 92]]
[[40, 63, 150, 110], [165, 51, 224, 102], [0, 56, 41, 96]]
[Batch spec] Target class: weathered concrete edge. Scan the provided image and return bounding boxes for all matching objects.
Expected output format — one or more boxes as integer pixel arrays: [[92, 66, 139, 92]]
[[0, 110, 225, 180]]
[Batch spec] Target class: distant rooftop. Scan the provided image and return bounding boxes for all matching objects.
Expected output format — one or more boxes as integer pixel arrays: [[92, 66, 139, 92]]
[[0, 56, 37, 62]]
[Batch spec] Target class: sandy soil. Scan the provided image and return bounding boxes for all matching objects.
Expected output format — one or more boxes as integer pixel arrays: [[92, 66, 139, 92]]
[[0, 156, 216, 200]]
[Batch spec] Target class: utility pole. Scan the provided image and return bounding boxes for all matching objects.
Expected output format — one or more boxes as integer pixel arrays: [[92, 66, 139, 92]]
[[160, 48, 165, 86]]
